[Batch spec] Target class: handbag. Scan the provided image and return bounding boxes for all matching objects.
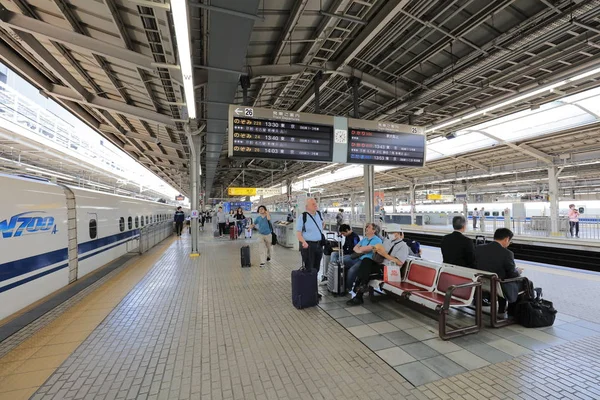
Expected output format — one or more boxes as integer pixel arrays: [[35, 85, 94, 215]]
[[350, 252, 362, 260], [267, 220, 278, 245]]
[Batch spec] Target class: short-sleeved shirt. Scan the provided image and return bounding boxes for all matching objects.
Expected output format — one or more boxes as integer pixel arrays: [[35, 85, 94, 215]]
[[296, 211, 324, 242], [255, 216, 271, 235], [357, 235, 383, 260], [382, 238, 409, 265]]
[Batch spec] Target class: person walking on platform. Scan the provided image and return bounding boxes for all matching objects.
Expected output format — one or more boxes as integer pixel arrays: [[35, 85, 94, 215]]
[[174, 206, 185, 236], [235, 207, 246, 239], [216, 206, 226, 237], [568, 204, 580, 238], [252, 205, 273, 267], [472, 208, 479, 230], [296, 198, 325, 294], [335, 208, 344, 232], [441, 215, 475, 268]]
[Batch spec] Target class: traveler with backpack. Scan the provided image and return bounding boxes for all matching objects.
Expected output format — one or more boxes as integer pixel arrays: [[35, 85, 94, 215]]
[[252, 205, 273, 267], [295, 198, 326, 293]]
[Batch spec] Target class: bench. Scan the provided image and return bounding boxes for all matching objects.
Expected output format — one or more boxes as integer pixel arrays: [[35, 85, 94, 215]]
[[369, 260, 482, 340]]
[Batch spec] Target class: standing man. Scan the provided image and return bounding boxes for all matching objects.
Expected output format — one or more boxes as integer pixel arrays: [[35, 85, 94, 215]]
[[216, 206, 227, 237], [440, 216, 475, 268], [472, 208, 479, 230], [480, 207, 486, 232], [252, 205, 273, 267], [174, 206, 185, 237], [296, 198, 325, 294], [335, 208, 344, 232]]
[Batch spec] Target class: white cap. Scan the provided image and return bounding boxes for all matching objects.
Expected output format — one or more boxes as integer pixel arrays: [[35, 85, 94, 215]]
[[384, 223, 403, 233]]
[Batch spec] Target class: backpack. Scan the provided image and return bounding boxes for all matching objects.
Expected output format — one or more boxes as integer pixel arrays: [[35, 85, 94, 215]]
[[301, 211, 323, 232], [404, 239, 420, 256]]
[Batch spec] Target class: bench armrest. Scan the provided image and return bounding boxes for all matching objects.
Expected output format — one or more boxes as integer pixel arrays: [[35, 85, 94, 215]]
[[443, 281, 481, 309], [497, 276, 526, 284]]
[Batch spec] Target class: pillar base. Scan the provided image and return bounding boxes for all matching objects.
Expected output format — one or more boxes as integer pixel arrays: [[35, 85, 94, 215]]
[[189, 252, 200, 258], [550, 232, 563, 237]]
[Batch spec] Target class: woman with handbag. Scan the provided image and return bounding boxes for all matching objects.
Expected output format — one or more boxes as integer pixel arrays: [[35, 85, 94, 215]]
[[252, 205, 274, 267]]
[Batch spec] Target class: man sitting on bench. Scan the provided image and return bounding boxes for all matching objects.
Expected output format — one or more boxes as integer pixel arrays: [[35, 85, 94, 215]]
[[346, 224, 410, 306], [474, 228, 524, 316]]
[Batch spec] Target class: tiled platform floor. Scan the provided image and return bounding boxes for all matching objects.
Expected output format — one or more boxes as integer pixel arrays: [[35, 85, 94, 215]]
[[1, 231, 599, 399]]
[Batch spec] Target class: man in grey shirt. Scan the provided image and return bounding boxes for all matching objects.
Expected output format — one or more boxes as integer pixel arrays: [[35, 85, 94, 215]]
[[216, 206, 227, 237]]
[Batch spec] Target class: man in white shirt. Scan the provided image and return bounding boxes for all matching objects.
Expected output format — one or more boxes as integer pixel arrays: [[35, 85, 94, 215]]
[[346, 224, 409, 305]]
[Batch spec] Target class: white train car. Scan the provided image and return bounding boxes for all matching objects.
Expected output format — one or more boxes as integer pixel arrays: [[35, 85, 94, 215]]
[[0, 174, 179, 320]]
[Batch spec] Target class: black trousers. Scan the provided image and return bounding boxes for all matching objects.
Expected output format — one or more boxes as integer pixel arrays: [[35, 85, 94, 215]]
[[300, 241, 323, 273], [354, 258, 383, 292], [218, 222, 226, 236], [569, 221, 579, 236], [175, 221, 183, 235]]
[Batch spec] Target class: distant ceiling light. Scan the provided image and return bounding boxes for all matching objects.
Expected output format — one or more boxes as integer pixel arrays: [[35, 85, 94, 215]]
[[171, 0, 196, 119], [414, 108, 424, 116], [445, 132, 457, 140]]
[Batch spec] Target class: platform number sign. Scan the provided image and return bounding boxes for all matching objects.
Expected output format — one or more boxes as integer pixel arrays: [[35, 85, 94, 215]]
[[244, 108, 253, 117], [411, 127, 417, 134]]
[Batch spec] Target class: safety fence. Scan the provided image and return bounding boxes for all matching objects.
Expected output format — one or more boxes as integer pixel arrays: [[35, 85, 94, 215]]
[[138, 221, 174, 254]]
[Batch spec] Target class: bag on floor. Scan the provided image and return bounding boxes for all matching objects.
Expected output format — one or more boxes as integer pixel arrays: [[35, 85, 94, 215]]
[[240, 245, 251, 268], [230, 225, 238, 240], [515, 287, 556, 328], [213, 229, 220, 238], [245, 227, 252, 238], [291, 267, 318, 309]]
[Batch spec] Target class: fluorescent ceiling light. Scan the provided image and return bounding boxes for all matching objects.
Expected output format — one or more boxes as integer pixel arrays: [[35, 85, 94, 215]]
[[171, 0, 195, 119], [25, 167, 75, 181]]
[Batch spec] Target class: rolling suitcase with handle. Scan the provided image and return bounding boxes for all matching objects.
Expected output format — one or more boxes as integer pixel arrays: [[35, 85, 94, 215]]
[[240, 245, 251, 268], [292, 247, 319, 309], [327, 234, 345, 296], [230, 225, 238, 240]]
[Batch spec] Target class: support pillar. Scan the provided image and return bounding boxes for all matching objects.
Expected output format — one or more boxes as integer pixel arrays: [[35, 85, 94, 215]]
[[350, 192, 356, 226], [187, 125, 201, 255], [392, 193, 397, 213], [410, 185, 416, 225], [349, 76, 374, 223], [548, 166, 560, 236], [313, 71, 323, 114], [240, 75, 251, 106]]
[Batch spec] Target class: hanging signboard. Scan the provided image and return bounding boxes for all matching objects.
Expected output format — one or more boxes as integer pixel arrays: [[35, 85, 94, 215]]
[[256, 188, 281, 197], [228, 105, 335, 162], [346, 118, 426, 167], [227, 187, 257, 196]]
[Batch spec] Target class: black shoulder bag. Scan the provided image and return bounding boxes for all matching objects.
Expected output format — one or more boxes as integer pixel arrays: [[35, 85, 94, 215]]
[[267, 219, 278, 245]]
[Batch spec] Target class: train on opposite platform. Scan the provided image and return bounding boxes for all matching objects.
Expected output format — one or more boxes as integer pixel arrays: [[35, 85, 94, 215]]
[[0, 173, 183, 320]]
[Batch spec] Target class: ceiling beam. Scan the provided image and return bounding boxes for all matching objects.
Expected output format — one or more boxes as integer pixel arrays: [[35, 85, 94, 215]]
[[50, 84, 175, 126], [0, 7, 156, 71], [295, 0, 410, 111], [453, 156, 490, 172], [474, 130, 554, 164]]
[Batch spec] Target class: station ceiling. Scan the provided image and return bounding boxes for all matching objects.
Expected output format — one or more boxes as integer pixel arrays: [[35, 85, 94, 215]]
[[1, 0, 600, 199]]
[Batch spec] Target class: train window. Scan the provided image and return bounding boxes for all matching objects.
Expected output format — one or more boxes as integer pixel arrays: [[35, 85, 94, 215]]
[[128, 216, 132, 230], [484, 211, 490, 216], [135, 216, 139, 228], [141, 216, 144, 227], [89, 219, 97, 239], [146, 216, 149, 225], [468, 211, 473, 216], [501, 211, 505, 216], [492, 211, 499, 216], [119, 217, 125, 232]]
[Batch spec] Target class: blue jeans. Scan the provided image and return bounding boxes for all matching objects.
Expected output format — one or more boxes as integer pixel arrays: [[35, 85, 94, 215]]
[[331, 253, 361, 289]]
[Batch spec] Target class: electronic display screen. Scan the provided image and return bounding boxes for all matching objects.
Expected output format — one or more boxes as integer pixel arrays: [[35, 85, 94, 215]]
[[347, 126, 426, 167], [230, 116, 334, 162]]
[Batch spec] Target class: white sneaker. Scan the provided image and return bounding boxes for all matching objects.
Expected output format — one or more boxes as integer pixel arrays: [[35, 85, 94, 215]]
[[260, 263, 265, 268]]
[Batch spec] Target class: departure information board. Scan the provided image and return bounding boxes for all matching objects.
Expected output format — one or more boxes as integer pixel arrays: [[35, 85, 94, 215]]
[[347, 118, 426, 167], [228, 106, 334, 162]]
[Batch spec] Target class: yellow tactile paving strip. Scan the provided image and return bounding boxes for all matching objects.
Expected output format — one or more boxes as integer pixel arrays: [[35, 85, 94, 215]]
[[0, 238, 175, 400]]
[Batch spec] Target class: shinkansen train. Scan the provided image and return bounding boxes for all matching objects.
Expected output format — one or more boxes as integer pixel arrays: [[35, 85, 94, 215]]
[[0, 174, 183, 320]]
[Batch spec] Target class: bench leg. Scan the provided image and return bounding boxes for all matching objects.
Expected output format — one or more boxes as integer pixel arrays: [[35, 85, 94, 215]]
[[490, 284, 516, 328], [439, 287, 483, 340]]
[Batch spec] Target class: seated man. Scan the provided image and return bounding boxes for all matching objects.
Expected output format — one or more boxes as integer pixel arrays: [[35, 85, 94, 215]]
[[441, 215, 475, 268], [330, 224, 360, 267], [346, 222, 382, 290], [474, 228, 525, 315], [347, 224, 409, 306]]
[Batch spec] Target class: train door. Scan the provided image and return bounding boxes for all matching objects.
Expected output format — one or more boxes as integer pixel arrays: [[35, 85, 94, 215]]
[[61, 186, 79, 283]]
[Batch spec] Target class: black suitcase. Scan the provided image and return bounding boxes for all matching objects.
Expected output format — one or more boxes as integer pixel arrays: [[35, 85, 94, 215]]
[[291, 268, 318, 309], [240, 245, 251, 268]]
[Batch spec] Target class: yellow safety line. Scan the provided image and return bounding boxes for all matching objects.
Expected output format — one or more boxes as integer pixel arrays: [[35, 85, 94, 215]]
[[0, 237, 175, 400]]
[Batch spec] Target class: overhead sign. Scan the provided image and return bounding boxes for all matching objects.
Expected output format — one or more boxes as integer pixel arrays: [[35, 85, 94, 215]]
[[427, 194, 455, 201], [347, 119, 425, 167], [175, 195, 185, 201], [228, 187, 257, 196], [256, 188, 281, 197], [228, 105, 334, 162]]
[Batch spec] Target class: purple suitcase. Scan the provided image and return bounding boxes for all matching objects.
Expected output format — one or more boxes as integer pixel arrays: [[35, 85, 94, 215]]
[[291, 268, 318, 309]]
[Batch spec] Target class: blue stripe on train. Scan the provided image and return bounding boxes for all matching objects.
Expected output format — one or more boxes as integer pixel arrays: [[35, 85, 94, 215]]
[[78, 230, 139, 254], [0, 230, 140, 291]]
